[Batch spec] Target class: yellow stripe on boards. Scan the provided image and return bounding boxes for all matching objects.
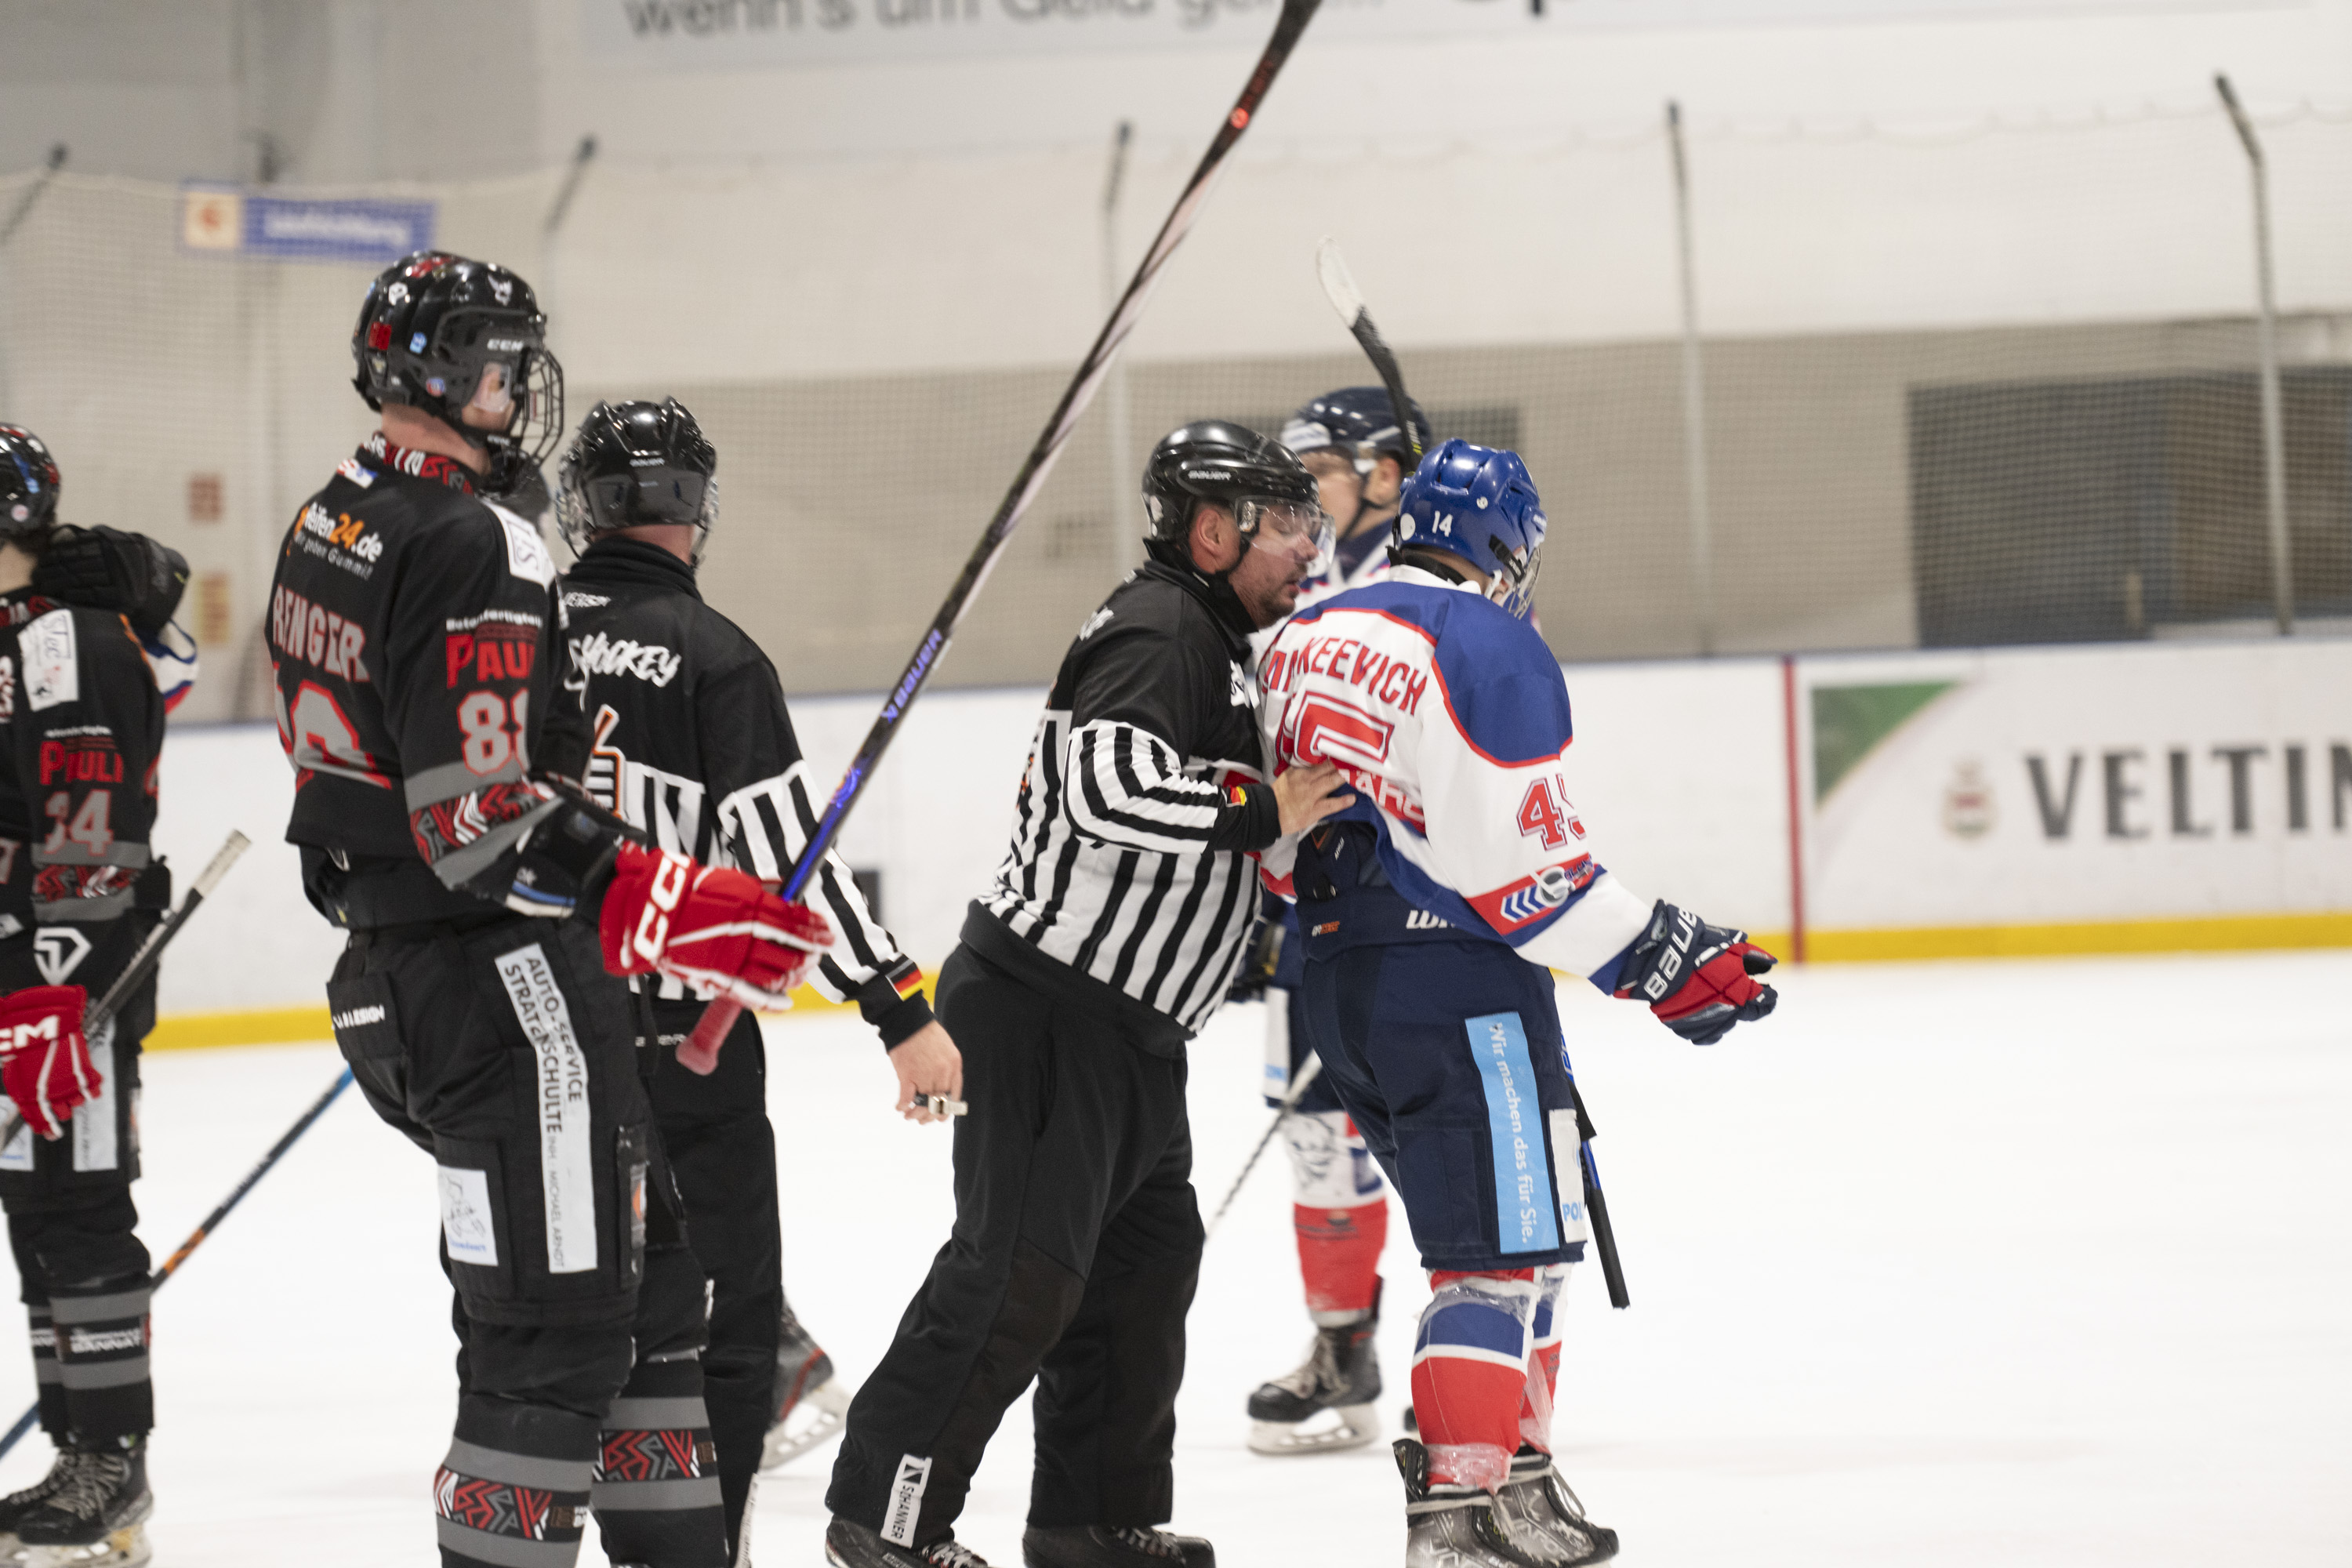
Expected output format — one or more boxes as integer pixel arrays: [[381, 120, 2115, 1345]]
[[126, 919, 2349, 1050], [1804, 911, 2352, 962]]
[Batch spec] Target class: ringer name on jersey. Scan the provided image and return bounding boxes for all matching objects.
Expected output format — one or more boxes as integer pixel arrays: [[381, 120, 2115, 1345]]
[[270, 586, 370, 681]]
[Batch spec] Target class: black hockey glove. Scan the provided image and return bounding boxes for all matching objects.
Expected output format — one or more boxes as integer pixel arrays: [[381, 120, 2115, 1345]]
[[1226, 910, 1283, 1004], [1611, 900, 1778, 1046], [34, 525, 190, 642]]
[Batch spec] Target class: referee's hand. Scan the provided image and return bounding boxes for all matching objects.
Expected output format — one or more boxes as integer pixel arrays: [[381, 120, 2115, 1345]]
[[1275, 761, 1356, 837], [888, 1022, 964, 1126]]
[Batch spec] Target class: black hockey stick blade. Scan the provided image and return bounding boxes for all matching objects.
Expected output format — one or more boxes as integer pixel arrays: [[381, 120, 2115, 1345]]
[[1580, 1140, 1631, 1309], [680, 0, 1326, 1065], [1316, 238, 1423, 463], [0, 1066, 354, 1462]]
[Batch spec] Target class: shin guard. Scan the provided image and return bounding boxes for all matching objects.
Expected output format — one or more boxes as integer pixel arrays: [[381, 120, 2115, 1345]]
[[1410, 1269, 1537, 1494], [435, 1397, 597, 1568], [1284, 1109, 1388, 1322], [592, 1355, 727, 1566], [1519, 1263, 1570, 1454]]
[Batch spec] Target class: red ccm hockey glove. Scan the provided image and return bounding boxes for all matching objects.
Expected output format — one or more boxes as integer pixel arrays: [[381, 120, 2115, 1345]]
[[599, 843, 833, 1008], [1613, 901, 1778, 1045], [0, 985, 99, 1139]]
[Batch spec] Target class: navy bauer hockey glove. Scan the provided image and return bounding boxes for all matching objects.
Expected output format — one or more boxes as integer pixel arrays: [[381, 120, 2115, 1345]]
[[1613, 901, 1777, 1045]]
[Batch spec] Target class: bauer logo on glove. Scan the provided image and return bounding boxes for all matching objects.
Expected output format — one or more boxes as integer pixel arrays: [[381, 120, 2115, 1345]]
[[598, 841, 833, 1008], [0, 984, 99, 1139], [1613, 901, 1778, 1046]]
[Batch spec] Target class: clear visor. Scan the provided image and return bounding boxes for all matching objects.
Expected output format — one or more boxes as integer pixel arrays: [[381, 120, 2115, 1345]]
[[1236, 496, 1335, 578]]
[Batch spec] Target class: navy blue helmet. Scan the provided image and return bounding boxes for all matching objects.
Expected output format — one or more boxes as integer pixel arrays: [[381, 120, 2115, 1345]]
[[1281, 386, 1431, 477], [1392, 439, 1545, 619]]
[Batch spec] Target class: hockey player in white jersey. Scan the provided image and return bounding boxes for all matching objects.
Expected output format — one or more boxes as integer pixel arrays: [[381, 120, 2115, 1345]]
[[1236, 387, 1429, 1454], [1256, 440, 1779, 1565]]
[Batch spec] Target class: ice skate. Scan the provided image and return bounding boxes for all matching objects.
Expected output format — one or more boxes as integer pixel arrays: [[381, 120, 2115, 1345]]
[[1491, 1447, 1616, 1566], [1022, 1523, 1214, 1567], [0, 1448, 74, 1559], [1396, 1438, 1548, 1568], [1245, 1284, 1381, 1455], [13, 1439, 152, 1568], [762, 1303, 853, 1470], [824, 1515, 994, 1566]]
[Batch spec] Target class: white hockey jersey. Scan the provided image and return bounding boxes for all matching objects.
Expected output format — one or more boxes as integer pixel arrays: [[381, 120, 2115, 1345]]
[[1257, 566, 1653, 983]]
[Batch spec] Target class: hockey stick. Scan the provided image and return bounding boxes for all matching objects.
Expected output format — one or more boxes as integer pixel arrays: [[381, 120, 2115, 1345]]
[[677, 0, 1327, 1075], [1315, 238, 1425, 465], [0, 145, 66, 250], [1204, 1050, 1321, 1239], [1563, 1070, 1631, 1310], [0, 831, 250, 1150], [0, 1067, 355, 1461]]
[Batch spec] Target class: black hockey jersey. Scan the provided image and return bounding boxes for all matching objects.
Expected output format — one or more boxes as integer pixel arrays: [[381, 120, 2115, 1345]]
[[977, 557, 1279, 1047], [270, 435, 590, 927], [559, 537, 931, 1044], [0, 591, 168, 1024]]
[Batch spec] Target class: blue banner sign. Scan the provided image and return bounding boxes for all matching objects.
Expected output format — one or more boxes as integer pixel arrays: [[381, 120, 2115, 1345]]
[[180, 187, 436, 266]]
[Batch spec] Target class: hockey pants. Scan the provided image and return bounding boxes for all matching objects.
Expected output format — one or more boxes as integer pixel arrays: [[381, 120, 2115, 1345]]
[[0, 989, 156, 1449], [645, 997, 781, 1562], [330, 916, 726, 1568], [826, 943, 1203, 1550]]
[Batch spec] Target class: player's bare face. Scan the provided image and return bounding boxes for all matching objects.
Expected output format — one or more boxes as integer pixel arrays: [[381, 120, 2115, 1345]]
[[1301, 451, 1363, 532], [1230, 503, 1327, 627]]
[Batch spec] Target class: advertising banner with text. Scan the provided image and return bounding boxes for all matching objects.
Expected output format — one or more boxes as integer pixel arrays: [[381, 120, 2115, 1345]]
[[1798, 638, 2352, 938], [579, 0, 2267, 71]]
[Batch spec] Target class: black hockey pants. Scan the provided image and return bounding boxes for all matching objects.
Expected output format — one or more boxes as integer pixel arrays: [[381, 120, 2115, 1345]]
[[644, 998, 781, 1563], [329, 916, 727, 1568], [825, 942, 1203, 1549], [1, 981, 157, 1448]]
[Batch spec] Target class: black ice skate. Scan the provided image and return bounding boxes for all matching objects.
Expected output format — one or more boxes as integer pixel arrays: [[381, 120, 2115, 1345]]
[[762, 1301, 854, 1470], [0, 1448, 74, 1557], [13, 1436, 152, 1568], [825, 1515, 995, 1567], [1396, 1438, 1548, 1568], [1245, 1280, 1381, 1454], [1022, 1523, 1214, 1568], [1492, 1447, 1617, 1566]]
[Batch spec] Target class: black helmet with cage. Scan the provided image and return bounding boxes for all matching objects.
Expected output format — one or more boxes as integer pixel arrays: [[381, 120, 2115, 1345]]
[[1140, 419, 1330, 576], [350, 250, 564, 498], [555, 399, 719, 564], [0, 426, 61, 548]]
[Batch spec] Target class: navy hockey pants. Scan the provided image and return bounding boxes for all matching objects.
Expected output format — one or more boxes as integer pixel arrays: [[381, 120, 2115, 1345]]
[[1299, 938, 1589, 1273]]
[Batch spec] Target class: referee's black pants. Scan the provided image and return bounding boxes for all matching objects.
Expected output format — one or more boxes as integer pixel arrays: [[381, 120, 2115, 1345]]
[[825, 943, 1203, 1550]]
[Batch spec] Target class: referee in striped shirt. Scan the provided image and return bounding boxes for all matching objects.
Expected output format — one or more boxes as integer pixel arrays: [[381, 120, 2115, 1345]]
[[824, 421, 1356, 1568]]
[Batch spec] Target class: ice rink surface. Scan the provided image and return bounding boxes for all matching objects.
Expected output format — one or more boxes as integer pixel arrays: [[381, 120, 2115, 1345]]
[[1, 950, 2345, 1566]]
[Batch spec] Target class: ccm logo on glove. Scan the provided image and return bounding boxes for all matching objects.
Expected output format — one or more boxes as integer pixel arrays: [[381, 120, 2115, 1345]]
[[598, 842, 834, 1010], [0, 984, 99, 1140]]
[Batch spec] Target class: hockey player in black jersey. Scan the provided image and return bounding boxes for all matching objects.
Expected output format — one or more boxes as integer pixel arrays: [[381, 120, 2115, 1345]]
[[553, 399, 964, 1563], [278, 252, 838, 1568], [823, 422, 1356, 1568], [0, 425, 193, 1568]]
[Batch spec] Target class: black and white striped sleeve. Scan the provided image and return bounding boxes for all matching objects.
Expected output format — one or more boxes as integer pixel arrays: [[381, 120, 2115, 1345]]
[[703, 662, 931, 1048], [1064, 626, 1278, 856]]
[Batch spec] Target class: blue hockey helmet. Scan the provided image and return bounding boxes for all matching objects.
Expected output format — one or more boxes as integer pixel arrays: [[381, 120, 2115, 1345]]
[[1280, 386, 1431, 477], [1391, 439, 1546, 619]]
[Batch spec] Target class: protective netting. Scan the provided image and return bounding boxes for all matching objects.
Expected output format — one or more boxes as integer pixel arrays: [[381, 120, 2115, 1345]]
[[2, 103, 2350, 718]]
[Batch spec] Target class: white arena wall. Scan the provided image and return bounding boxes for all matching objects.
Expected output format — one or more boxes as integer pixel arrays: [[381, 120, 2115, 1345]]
[[144, 633, 2352, 1043]]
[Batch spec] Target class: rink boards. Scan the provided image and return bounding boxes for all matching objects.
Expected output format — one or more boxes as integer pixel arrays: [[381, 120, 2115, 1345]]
[[143, 633, 2352, 1044]]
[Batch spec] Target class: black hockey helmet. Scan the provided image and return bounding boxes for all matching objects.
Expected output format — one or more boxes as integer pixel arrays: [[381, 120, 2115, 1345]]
[[1281, 386, 1431, 477], [1141, 419, 1327, 574], [350, 250, 564, 498], [0, 426, 62, 546], [556, 399, 719, 563]]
